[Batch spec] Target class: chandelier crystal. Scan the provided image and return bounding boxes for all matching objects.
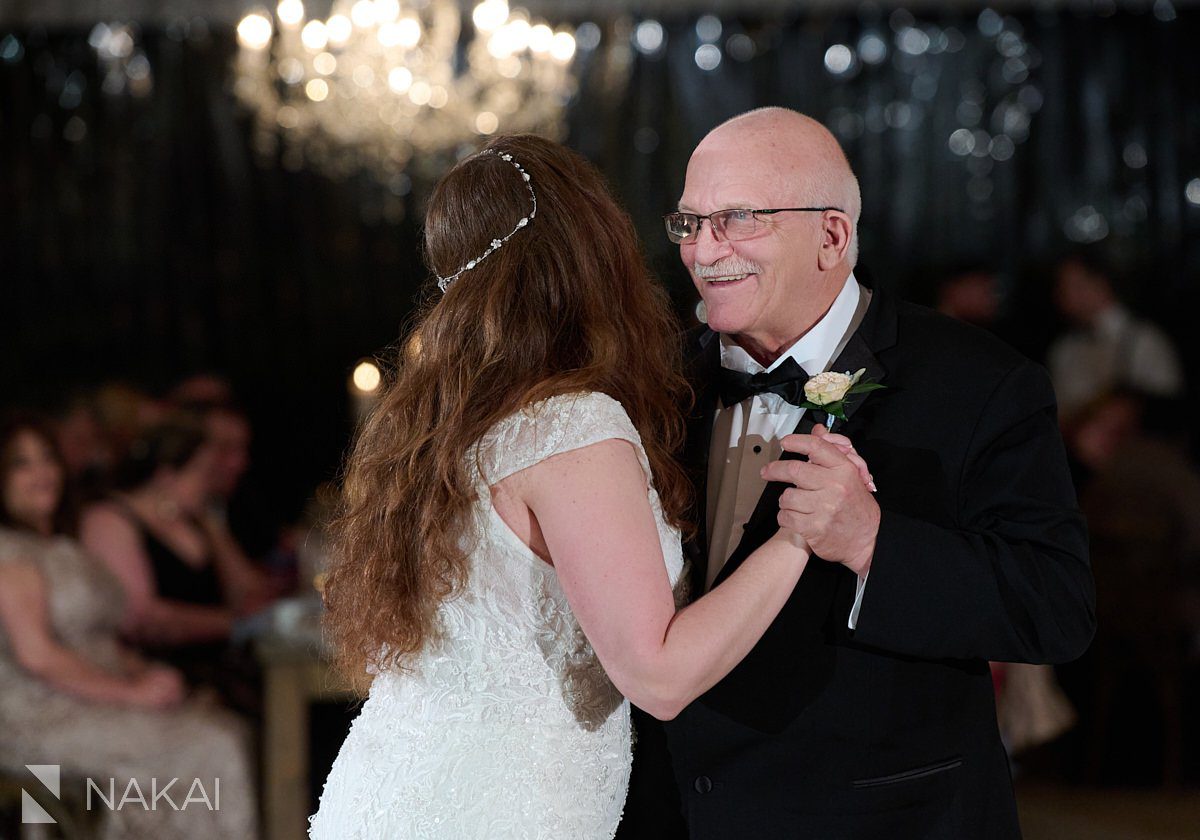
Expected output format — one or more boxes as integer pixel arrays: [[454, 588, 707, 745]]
[[234, 0, 578, 182]]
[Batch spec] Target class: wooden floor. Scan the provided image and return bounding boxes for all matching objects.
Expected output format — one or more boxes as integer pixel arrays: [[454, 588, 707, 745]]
[[1018, 784, 1200, 839]]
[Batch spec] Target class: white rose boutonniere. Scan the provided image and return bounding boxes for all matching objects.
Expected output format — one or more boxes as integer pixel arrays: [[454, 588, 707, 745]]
[[800, 368, 886, 428]]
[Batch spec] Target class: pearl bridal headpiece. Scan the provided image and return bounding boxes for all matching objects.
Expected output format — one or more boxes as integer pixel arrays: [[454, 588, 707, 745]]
[[436, 149, 538, 293]]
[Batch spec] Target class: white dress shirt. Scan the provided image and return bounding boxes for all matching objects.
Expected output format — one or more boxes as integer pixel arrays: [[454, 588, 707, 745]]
[[706, 274, 869, 628]]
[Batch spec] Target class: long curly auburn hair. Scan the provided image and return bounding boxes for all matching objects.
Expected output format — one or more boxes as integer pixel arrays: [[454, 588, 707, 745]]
[[322, 135, 693, 686]]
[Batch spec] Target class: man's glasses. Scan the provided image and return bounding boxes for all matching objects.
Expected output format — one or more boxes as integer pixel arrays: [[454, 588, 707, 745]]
[[663, 207, 844, 244]]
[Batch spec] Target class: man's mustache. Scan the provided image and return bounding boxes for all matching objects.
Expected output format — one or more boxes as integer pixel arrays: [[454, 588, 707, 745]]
[[692, 258, 763, 278]]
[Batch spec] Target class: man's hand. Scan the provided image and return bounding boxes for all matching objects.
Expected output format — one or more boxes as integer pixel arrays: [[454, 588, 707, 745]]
[[761, 425, 880, 577], [814, 426, 877, 493]]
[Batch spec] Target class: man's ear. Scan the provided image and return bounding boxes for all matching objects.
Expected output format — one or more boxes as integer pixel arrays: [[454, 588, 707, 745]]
[[817, 212, 853, 271]]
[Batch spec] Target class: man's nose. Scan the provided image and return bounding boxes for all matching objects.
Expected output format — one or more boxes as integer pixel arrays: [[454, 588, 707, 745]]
[[689, 218, 734, 265]]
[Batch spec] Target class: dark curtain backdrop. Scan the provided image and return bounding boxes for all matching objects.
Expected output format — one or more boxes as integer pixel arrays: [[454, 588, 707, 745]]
[[3, 5, 1198, 511]]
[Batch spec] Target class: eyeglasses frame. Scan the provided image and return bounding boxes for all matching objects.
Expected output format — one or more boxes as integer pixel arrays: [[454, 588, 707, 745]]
[[663, 206, 846, 244]]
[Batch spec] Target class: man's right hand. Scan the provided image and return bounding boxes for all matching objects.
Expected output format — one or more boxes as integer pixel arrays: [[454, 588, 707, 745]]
[[764, 429, 881, 577], [812, 426, 876, 492]]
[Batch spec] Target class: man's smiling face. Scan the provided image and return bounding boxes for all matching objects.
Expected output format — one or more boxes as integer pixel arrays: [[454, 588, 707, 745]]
[[677, 112, 853, 363]]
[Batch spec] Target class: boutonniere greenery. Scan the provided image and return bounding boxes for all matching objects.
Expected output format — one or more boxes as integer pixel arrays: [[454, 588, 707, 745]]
[[800, 368, 887, 428]]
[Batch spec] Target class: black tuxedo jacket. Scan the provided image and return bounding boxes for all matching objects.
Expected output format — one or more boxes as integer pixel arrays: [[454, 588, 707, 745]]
[[619, 287, 1095, 840]]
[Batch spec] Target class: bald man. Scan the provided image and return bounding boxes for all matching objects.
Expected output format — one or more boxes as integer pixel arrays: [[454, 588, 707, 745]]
[[619, 109, 1095, 839]]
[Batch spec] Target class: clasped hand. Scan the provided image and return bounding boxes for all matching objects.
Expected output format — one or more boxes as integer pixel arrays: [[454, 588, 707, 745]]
[[761, 425, 880, 577]]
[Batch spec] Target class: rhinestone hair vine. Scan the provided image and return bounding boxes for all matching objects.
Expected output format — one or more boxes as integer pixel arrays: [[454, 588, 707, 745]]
[[436, 149, 538, 293]]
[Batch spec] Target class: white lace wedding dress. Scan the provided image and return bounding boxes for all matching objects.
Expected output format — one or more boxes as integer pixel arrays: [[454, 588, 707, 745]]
[[309, 392, 685, 839]]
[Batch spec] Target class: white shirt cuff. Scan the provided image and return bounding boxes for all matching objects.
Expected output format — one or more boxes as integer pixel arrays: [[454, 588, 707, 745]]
[[848, 571, 869, 630]]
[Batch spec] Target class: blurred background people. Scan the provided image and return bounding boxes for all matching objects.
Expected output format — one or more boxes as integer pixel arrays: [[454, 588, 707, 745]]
[[1049, 251, 1185, 418], [935, 264, 1003, 330], [90, 384, 167, 471], [200, 403, 252, 513], [1061, 390, 1200, 787], [50, 392, 115, 502], [167, 370, 298, 577], [0, 414, 258, 839], [167, 373, 238, 409], [79, 414, 274, 712]]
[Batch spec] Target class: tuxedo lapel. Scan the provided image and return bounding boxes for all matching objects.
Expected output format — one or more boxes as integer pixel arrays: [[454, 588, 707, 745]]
[[683, 327, 720, 596]]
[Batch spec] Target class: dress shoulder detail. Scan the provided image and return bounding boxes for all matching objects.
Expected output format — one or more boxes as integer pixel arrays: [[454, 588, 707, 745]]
[[476, 391, 648, 486]]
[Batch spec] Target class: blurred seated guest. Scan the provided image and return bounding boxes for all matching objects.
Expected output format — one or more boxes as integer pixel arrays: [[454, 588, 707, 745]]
[[167, 373, 237, 408], [196, 400, 282, 560], [51, 393, 114, 500], [92, 382, 166, 467], [936, 264, 1001, 330], [199, 404, 251, 513], [1049, 250, 1184, 417], [1064, 390, 1200, 784], [1068, 390, 1200, 571], [1061, 387, 1142, 492], [79, 415, 273, 704], [0, 415, 257, 839], [170, 371, 304, 594], [174, 394, 298, 594]]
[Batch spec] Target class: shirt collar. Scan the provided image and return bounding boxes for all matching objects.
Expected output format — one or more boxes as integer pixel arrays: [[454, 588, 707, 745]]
[[719, 273, 862, 376]]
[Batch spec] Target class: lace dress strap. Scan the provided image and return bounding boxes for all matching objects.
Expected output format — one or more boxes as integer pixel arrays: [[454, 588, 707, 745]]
[[475, 391, 649, 486]]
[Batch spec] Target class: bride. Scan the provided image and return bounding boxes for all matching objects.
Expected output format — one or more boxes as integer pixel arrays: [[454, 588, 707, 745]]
[[309, 135, 869, 838]]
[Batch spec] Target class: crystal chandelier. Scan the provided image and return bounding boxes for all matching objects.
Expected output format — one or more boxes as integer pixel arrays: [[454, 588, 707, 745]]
[[234, 0, 578, 182]]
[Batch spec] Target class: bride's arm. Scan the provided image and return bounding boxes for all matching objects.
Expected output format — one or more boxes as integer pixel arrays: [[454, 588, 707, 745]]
[[503, 438, 808, 721]]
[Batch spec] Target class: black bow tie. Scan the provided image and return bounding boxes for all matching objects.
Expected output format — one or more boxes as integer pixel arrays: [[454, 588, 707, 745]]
[[717, 357, 811, 407]]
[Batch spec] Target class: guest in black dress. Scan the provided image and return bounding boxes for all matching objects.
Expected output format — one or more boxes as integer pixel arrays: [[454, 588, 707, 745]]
[[80, 414, 273, 710]]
